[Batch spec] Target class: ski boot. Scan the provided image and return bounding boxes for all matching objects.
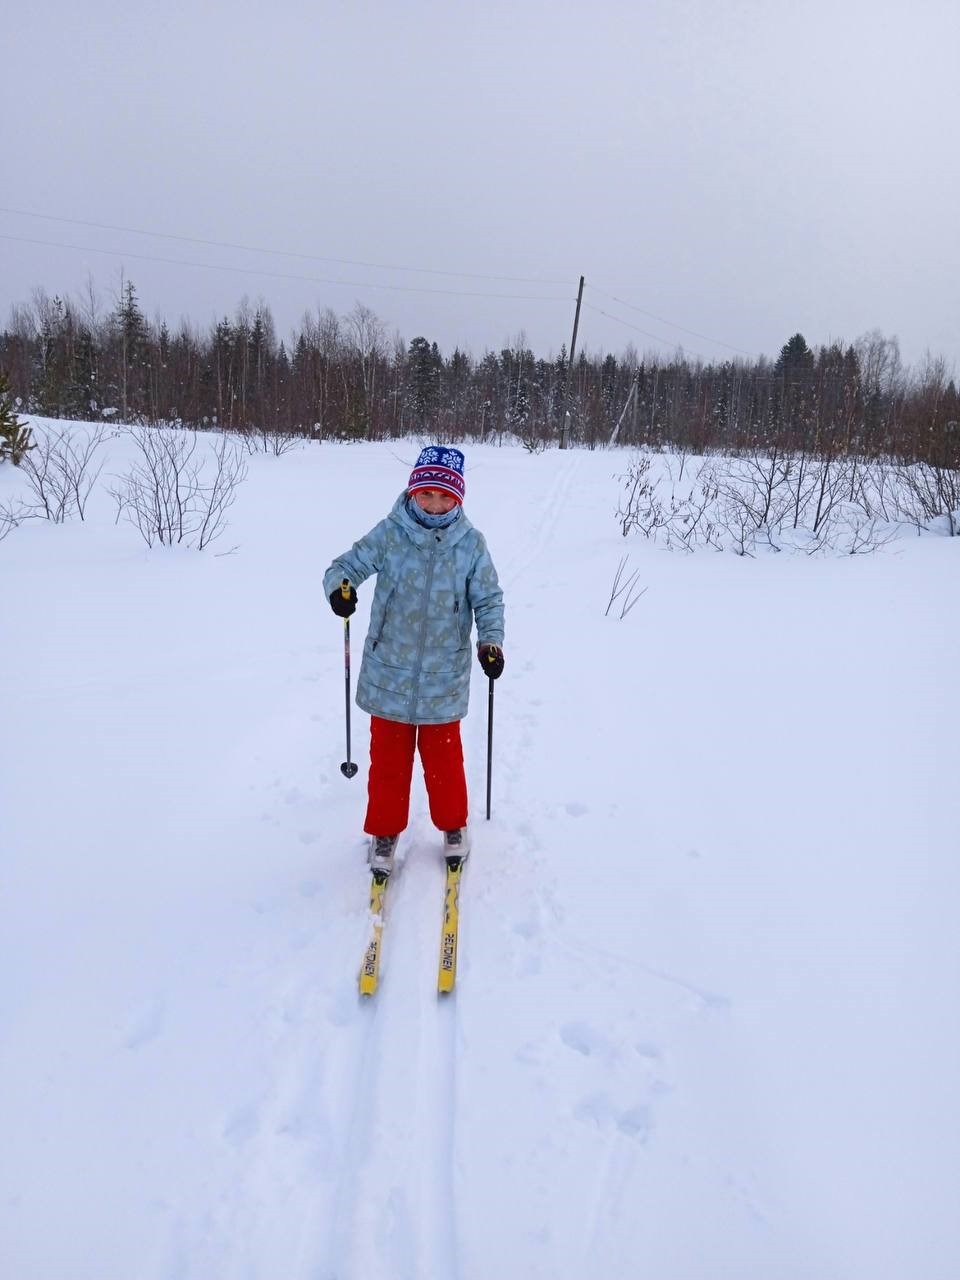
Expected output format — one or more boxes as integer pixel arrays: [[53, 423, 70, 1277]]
[[443, 827, 470, 868], [368, 834, 399, 875]]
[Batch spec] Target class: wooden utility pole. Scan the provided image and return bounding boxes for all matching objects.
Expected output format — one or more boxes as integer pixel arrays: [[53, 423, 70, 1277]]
[[559, 275, 584, 450]]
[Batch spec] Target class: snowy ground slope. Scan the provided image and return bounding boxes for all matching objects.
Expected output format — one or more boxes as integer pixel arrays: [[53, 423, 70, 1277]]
[[2, 423, 958, 1280]]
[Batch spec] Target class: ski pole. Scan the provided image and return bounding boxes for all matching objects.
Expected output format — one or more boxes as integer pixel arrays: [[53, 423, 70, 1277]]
[[485, 674, 495, 819], [339, 580, 359, 779]]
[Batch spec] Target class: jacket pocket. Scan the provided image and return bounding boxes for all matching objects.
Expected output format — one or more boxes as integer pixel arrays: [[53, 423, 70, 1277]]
[[454, 597, 470, 647], [370, 585, 396, 650]]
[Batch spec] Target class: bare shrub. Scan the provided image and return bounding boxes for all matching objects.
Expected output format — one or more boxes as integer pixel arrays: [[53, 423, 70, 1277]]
[[895, 462, 960, 536], [788, 451, 820, 530], [19, 425, 108, 522], [617, 453, 665, 537], [662, 466, 722, 552], [809, 455, 848, 536], [617, 448, 900, 556], [112, 427, 247, 549], [714, 483, 759, 556], [711, 452, 793, 555], [0, 500, 29, 541], [830, 508, 899, 555], [857, 462, 899, 524], [605, 555, 648, 618], [242, 426, 304, 457]]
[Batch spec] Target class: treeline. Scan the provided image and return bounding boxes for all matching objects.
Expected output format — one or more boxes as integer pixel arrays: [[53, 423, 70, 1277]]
[[1, 280, 958, 466]]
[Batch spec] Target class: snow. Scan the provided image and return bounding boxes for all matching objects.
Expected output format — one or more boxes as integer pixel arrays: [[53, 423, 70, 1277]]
[[2, 421, 958, 1279]]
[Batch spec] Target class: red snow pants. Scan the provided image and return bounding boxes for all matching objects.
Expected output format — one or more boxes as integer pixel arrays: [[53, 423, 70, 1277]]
[[364, 715, 468, 836]]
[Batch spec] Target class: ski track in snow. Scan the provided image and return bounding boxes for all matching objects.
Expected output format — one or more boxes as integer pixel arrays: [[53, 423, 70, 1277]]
[[501, 451, 582, 589], [295, 839, 460, 1280]]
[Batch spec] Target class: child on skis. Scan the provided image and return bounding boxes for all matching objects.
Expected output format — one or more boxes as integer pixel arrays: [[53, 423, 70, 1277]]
[[324, 446, 505, 874]]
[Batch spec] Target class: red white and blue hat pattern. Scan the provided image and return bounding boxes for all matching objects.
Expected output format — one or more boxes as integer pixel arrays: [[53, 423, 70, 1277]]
[[407, 446, 466, 503]]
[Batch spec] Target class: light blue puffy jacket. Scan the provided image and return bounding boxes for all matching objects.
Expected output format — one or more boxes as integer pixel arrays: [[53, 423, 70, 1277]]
[[324, 494, 505, 725]]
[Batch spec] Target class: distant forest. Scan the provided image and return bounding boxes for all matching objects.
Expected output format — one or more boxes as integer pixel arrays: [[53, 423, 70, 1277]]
[[1, 279, 958, 467]]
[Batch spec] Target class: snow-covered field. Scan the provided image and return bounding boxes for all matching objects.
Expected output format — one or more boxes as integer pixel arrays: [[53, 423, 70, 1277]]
[[2, 421, 958, 1280]]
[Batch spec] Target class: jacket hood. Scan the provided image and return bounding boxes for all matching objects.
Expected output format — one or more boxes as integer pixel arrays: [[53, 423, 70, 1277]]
[[388, 491, 474, 550]]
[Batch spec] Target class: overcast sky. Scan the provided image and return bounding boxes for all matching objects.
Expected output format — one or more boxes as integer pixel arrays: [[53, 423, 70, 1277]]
[[4, 0, 959, 369]]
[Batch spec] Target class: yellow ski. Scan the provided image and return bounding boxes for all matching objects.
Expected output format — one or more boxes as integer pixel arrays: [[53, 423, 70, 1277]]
[[359, 870, 389, 996], [437, 859, 463, 995]]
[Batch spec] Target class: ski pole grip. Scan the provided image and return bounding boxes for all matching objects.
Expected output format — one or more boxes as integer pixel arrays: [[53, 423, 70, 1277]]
[[340, 579, 351, 600]]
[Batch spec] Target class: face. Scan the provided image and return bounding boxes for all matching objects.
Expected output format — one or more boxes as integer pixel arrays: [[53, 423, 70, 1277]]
[[412, 487, 457, 514]]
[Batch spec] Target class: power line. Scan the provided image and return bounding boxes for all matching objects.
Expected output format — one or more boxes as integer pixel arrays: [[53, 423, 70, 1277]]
[[0, 207, 762, 356], [586, 281, 758, 358], [581, 301, 709, 362], [0, 207, 766, 357], [0, 205, 572, 287], [0, 233, 574, 304]]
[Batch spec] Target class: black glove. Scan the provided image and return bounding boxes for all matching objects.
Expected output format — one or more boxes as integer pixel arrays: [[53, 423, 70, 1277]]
[[329, 582, 357, 618], [478, 644, 504, 679]]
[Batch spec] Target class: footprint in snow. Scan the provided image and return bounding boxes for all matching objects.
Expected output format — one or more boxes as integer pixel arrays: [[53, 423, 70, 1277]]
[[514, 1040, 542, 1066], [514, 820, 542, 852], [573, 1093, 654, 1143], [560, 1020, 612, 1059], [616, 1104, 654, 1140], [561, 1022, 669, 1144], [564, 801, 589, 818], [123, 996, 165, 1050], [512, 914, 540, 941], [222, 1098, 262, 1146]]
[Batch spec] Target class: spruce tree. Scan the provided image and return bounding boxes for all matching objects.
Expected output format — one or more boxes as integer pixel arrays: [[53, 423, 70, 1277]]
[[32, 295, 71, 417], [0, 371, 34, 464], [407, 336, 442, 427], [774, 333, 814, 380], [108, 278, 148, 420], [65, 323, 99, 420]]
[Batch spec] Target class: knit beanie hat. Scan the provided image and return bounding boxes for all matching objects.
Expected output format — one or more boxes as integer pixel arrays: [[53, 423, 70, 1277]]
[[407, 446, 466, 504]]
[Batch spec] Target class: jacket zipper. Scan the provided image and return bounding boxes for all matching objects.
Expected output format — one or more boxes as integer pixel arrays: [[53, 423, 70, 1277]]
[[408, 536, 439, 717]]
